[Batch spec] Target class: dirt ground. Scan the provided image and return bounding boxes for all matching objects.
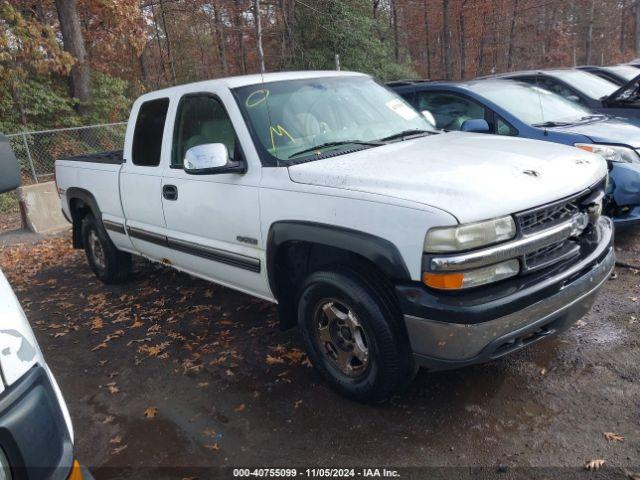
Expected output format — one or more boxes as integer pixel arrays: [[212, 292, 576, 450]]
[[0, 225, 638, 480]]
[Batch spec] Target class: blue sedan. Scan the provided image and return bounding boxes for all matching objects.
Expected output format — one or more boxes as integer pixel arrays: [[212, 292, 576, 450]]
[[389, 79, 640, 228]]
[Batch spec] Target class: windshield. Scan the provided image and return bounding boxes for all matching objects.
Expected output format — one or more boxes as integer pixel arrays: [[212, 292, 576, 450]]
[[478, 82, 593, 125], [233, 76, 435, 164], [548, 70, 618, 100], [604, 65, 640, 82]]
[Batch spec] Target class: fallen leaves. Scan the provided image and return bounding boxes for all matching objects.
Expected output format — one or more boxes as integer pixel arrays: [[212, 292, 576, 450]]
[[129, 317, 144, 328], [105, 382, 119, 395], [267, 347, 312, 368], [204, 443, 220, 451], [144, 406, 159, 419], [91, 342, 108, 351], [603, 432, 624, 443], [234, 403, 246, 412], [109, 434, 127, 455], [138, 341, 170, 358], [89, 317, 104, 330], [265, 354, 285, 365], [111, 444, 128, 455], [584, 459, 605, 471]]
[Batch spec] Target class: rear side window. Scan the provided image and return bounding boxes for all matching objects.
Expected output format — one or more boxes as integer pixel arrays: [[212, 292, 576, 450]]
[[132, 98, 170, 167]]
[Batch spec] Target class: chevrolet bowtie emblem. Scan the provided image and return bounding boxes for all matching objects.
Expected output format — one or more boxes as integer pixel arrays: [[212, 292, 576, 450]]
[[523, 169, 540, 177]]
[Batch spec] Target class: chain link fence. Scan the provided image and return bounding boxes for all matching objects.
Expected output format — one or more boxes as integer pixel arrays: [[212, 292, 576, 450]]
[[6, 122, 127, 184]]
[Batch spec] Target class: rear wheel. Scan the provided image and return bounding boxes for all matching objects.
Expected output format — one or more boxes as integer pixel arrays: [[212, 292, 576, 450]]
[[81, 214, 131, 284], [297, 267, 415, 402]]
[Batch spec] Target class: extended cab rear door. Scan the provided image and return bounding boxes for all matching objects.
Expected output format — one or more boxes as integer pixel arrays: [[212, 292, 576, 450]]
[[159, 86, 269, 299], [120, 95, 175, 261]]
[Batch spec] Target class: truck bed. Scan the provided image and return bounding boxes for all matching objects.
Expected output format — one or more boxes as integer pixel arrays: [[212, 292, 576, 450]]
[[59, 150, 123, 165]]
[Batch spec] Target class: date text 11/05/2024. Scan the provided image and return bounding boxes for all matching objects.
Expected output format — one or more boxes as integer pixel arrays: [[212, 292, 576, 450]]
[[233, 468, 401, 477]]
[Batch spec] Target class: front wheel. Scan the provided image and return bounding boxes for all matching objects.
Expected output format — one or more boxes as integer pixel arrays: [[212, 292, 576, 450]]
[[81, 214, 132, 284], [297, 267, 415, 402]]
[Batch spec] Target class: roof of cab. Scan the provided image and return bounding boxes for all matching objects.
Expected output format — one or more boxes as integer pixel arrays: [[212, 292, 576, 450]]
[[137, 70, 367, 100]]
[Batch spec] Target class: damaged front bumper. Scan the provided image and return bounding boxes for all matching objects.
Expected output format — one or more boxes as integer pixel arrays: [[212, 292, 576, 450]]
[[397, 216, 615, 370]]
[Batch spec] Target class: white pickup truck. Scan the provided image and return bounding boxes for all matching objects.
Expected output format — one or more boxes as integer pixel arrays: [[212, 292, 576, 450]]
[[55, 71, 614, 401]]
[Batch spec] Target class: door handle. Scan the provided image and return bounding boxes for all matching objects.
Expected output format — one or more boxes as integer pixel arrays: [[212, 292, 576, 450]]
[[163, 184, 178, 201]]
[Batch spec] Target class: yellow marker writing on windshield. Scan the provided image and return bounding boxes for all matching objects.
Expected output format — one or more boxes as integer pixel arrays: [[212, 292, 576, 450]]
[[246, 89, 269, 108], [270, 125, 296, 150]]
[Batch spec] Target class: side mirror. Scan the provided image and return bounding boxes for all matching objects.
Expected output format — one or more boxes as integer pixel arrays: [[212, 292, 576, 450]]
[[460, 119, 490, 133], [421, 110, 437, 128], [183, 143, 245, 175], [0, 134, 21, 194]]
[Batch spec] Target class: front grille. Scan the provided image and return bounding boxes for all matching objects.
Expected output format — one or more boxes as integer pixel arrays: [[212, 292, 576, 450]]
[[517, 200, 579, 235], [515, 177, 606, 274]]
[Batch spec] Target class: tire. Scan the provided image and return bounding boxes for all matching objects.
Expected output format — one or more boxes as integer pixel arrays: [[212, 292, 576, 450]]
[[81, 214, 132, 284], [297, 267, 415, 402]]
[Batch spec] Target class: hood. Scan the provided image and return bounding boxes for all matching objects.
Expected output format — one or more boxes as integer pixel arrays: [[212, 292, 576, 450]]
[[604, 72, 640, 105], [287, 132, 607, 224], [549, 117, 640, 148]]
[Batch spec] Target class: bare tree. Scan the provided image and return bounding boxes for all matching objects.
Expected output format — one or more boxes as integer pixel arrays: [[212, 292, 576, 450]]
[[234, 0, 247, 74], [585, 0, 596, 63], [423, 0, 431, 77], [254, 0, 266, 72], [211, 2, 229, 75], [507, 0, 519, 70], [391, 0, 400, 62], [54, 0, 90, 112], [635, 0, 640, 54], [442, 0, 451, 79]]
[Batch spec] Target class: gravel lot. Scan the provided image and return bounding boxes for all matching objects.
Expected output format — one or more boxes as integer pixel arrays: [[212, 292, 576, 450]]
[[0, 224, 638, 480]]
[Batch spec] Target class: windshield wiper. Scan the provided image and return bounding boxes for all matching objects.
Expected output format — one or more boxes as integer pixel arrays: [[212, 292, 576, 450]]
[[532, 121, 574, 128], [288, 140, 382, 159], [378, 129, 432, 142]]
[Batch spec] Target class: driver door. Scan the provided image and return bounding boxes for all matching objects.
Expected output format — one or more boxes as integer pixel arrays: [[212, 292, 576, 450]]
[[161, 90, 267, 298]]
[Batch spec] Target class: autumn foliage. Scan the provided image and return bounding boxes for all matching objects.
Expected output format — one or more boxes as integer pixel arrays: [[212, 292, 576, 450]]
[[1, 0, 639, 133]]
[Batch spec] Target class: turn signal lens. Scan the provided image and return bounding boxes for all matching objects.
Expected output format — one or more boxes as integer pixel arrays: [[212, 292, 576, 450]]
[[68, 460, 83, 480], [575, 143, 638, 163], [423, 259, 520, 290], [422, 272, 464, 289]]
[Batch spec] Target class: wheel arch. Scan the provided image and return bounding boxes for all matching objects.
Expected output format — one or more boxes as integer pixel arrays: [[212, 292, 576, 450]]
[[266, 221, 411, 329], [65, 187, 103, 249]]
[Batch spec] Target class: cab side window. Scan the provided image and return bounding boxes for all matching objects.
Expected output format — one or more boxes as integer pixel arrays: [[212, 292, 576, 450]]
[[416, 91, 487, 131], [132, 98, 170, 167], [172, 94, 239, 167]]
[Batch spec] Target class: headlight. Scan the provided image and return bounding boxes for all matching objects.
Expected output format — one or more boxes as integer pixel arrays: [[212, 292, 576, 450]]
[[423, 259, 520, 290], [424, 216, 516, 253], [575, 143, 639, 163]]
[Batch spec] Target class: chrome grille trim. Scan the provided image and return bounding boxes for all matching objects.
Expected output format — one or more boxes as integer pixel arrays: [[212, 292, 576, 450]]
[[515, 191, 585, 235], [430, 217, 579, 272]]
